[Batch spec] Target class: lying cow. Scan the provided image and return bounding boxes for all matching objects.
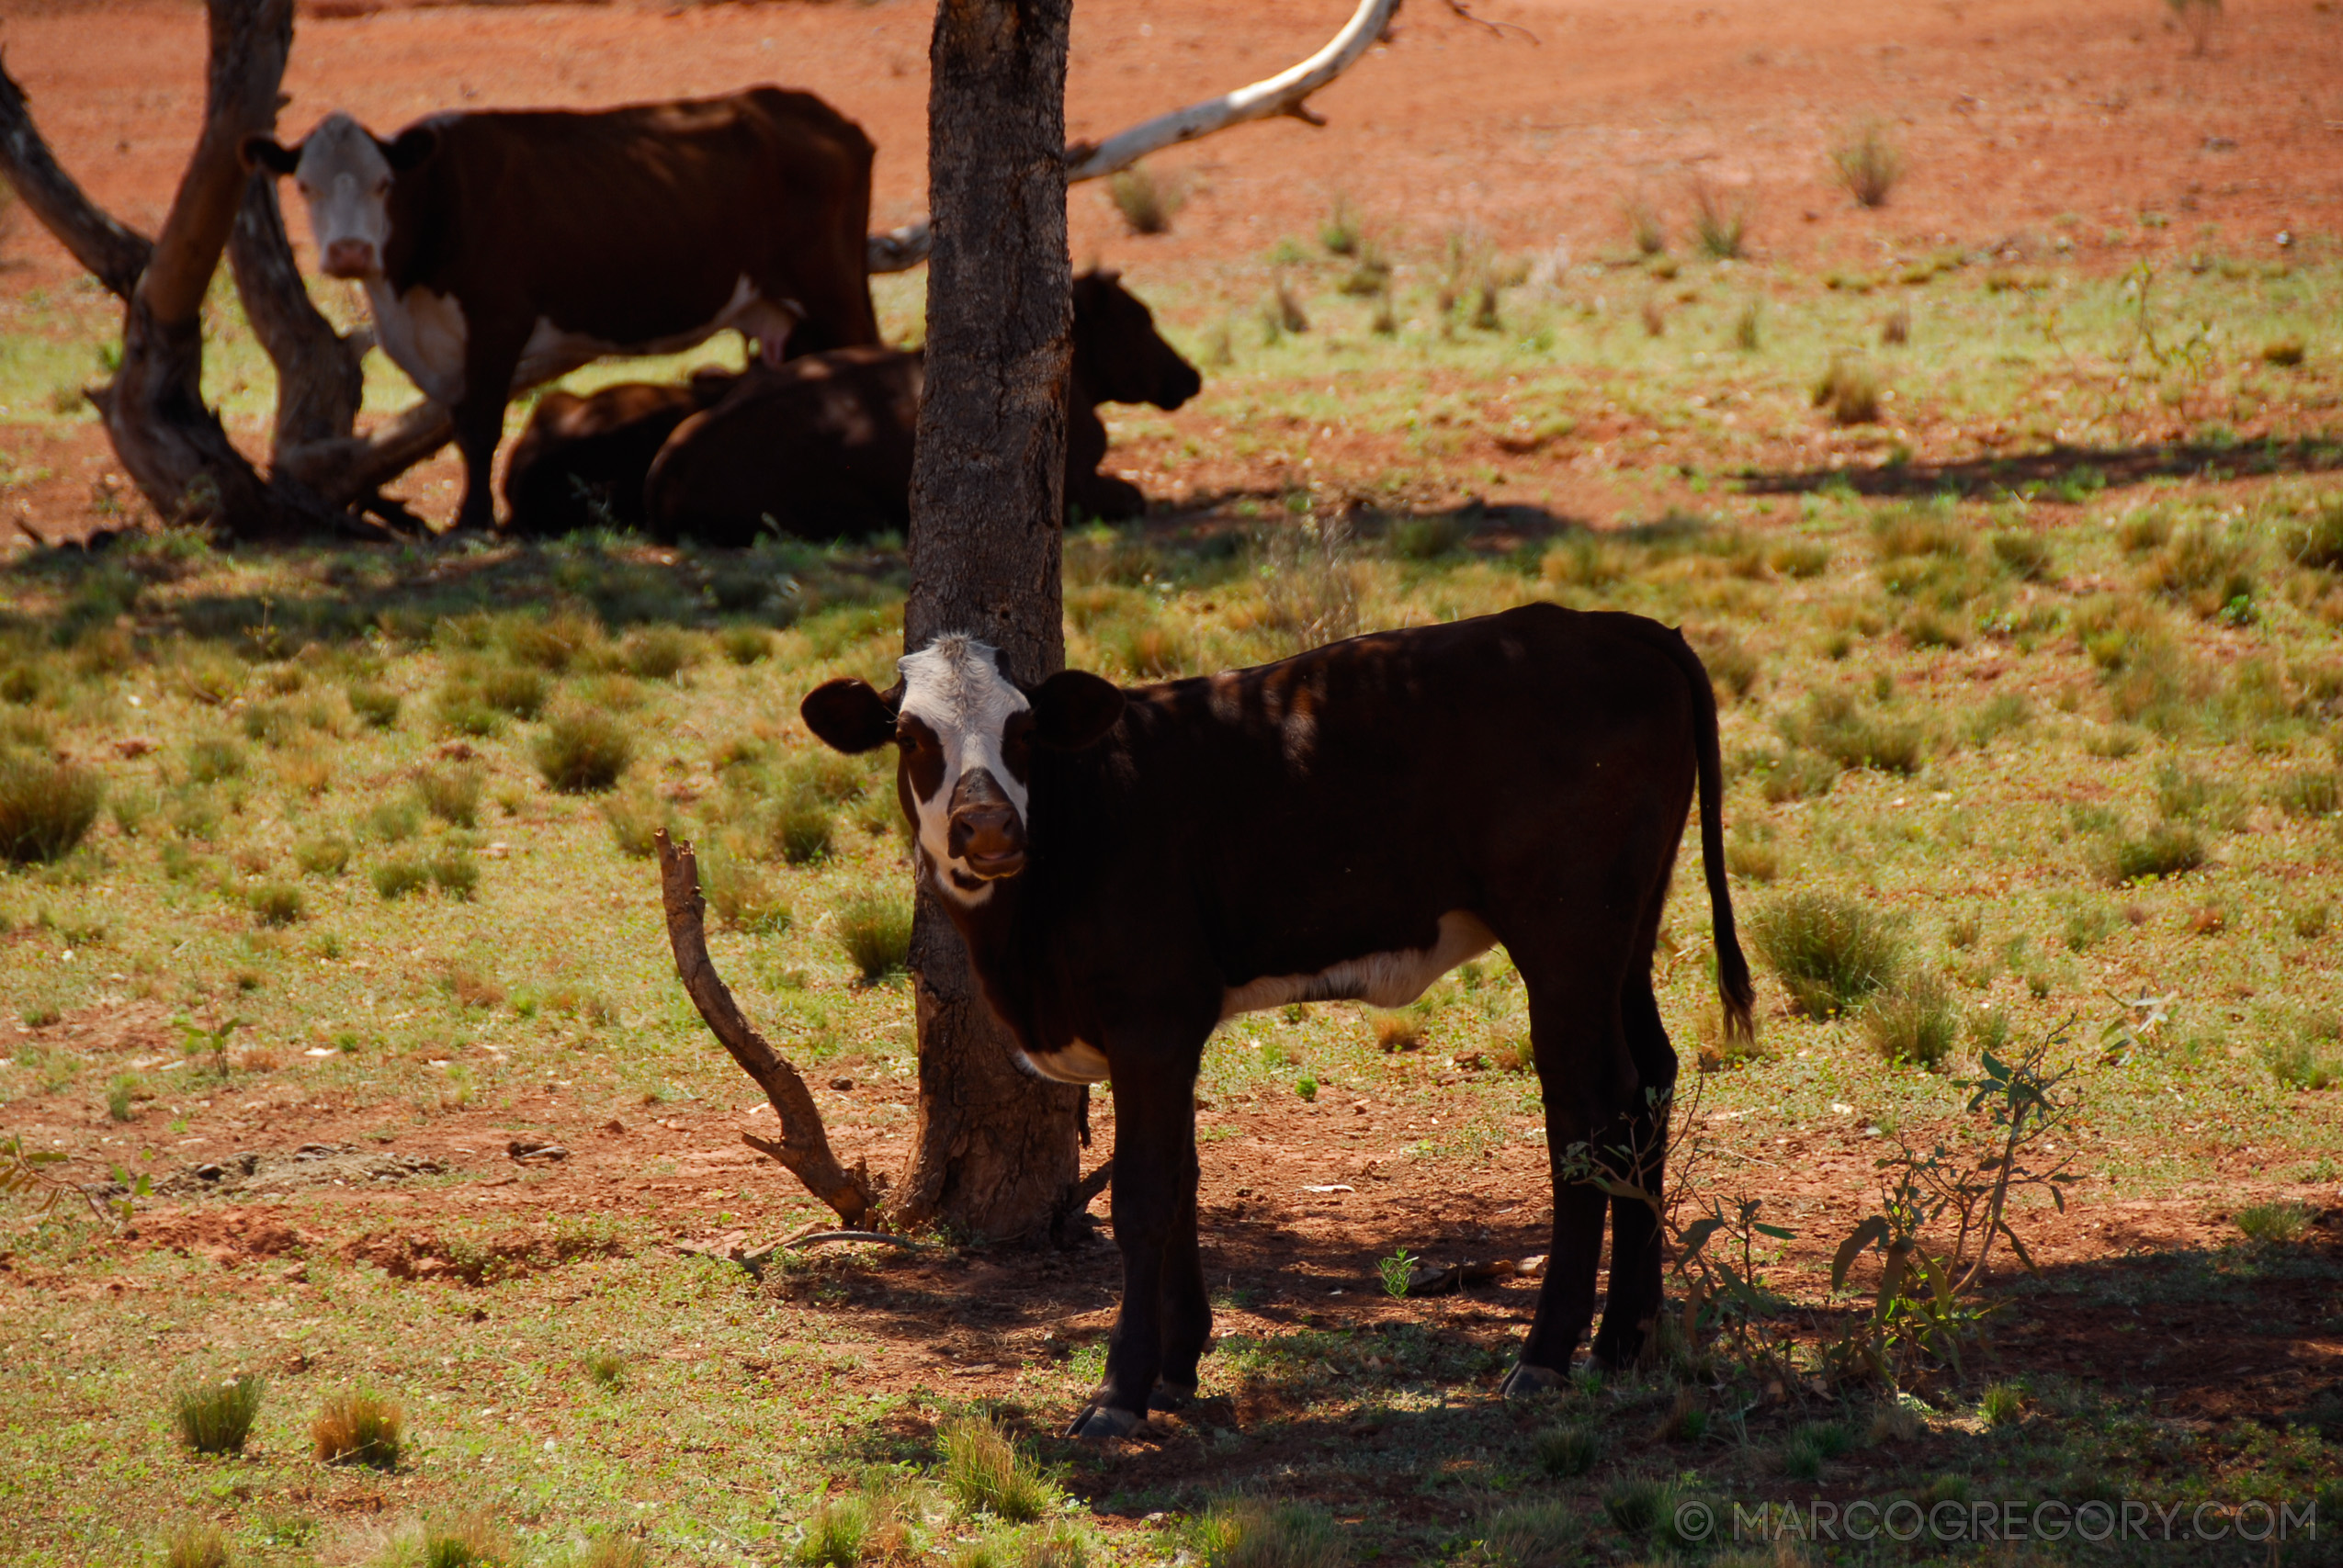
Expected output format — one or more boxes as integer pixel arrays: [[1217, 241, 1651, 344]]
[[244, 87, 881, 534], [632, 268, 1201, 545], [501, 369, 739, 536], [800, 604, 1755, 1437]]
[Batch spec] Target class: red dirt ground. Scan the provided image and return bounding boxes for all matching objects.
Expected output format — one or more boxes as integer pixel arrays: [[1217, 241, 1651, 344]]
[[6, 0, 2343, 1450]]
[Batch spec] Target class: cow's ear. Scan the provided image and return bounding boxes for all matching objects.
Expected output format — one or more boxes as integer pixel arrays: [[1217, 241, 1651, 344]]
[[801, 678, 899, 754], [1029, 670, 1125, 750], [242, 134, 300, 175], [384, 125, 439, 172]]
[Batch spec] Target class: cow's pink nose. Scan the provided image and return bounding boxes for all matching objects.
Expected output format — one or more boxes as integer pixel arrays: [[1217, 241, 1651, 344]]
[[320, 240, 376, 278]]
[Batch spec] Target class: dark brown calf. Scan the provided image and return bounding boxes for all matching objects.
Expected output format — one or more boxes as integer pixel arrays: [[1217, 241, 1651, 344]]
[[502, 369, 737, 536], [800, 604, 1753, 1436], [639, 269, 1201, 545]]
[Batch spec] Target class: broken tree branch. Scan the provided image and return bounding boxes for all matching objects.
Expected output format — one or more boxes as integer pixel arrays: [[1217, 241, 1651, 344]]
[[654, 830, 879, 1228], [866, 0, 1403, 274], [0, 51, 155, 299]]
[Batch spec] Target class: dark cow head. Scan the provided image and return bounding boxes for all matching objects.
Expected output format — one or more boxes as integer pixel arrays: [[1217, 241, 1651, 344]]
[[1071, 269, 1204, 412], [802, 636, 1123, 904], [243, 112, 440, 280]]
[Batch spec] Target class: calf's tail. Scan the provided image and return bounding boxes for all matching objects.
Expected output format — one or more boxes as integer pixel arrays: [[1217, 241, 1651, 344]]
[[1626, 619, 1756, 1045]]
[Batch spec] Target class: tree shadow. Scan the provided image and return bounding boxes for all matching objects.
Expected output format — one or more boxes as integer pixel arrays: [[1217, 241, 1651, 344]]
[[1739, 434, 2343, 501]]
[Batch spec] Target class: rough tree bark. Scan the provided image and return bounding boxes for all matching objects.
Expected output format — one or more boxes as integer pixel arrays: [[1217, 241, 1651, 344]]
[[894, 0, 1085, 1241]]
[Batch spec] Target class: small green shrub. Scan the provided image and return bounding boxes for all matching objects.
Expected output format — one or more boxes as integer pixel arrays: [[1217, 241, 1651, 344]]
[[836, 893, 915, 984], [1777, 690, 1924, 773], [1990, 530, 2054, 581], [429, 850, 480, 900], [478, 665, 548, 720], [345, 683, 401, 729], [416, 763, 484, 828], [535, 712, 634, 794], [174, 1374, 266, 1456], [107, 1073, 140, 1122], [773, 802, 835, 865], [294, 835, 351, 877], [1534, 1421, 1601, 1478], [312, 1391, 402, 1468], [372, 858, 429, 901], [1193, 1497, 1347, 1568], [418, 1510, 511, 1568], [600, 790, 674, 859], [1812, 355, 1881, 424], [939, 1415, 1057, 1523], [1829, 119, 1903, 208], [2101, 821, 2205, 883], [1864, 975, 1959, 1067], [620, 626, 697, 680], [164, 1524, 231, 1568], [248, 883, 305, 928], [1977, 1382, 2025, 1427], [0, 750, 104, 863], [2235, 1201, 2312, 1246], [185, 737, 246, 784], [1478, 1501, 1579, 1568], [1751, 891, 1903, 1017], [1109, 163, 1184, 236]]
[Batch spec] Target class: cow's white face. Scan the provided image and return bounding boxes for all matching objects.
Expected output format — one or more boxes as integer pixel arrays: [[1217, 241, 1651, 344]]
[[799, 634, 1129, 909], [895, 637, 1035, 906], [289, 113, 399, 281]]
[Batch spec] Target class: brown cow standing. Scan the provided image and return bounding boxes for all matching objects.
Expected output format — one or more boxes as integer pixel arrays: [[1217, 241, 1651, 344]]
[[245, 88, 880, 533]]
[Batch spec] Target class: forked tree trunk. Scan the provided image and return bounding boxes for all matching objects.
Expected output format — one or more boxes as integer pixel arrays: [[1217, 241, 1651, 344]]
[[895, 0, 1084, 1240]]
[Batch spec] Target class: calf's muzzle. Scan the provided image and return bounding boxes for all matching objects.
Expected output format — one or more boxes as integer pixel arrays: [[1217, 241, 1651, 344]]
[[946, 767, 1025, 877]]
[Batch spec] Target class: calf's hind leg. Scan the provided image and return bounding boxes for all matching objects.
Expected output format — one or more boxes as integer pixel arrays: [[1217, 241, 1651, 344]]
[[1588, 968, 1678, 1370], [1500, 957, 1640, 1397]]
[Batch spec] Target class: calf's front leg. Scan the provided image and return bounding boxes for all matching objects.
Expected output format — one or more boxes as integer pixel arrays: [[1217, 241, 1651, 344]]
[[1070, 1048, 1199, 1438]]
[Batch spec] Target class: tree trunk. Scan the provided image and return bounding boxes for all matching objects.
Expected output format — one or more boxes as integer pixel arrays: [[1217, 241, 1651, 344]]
[[227, 169, 365, 461], [896, 0, 1082, 1241], [102, 0, 349, 539]]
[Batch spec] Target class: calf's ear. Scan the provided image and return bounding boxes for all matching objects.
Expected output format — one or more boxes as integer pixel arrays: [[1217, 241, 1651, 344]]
[[801, 678, 899, 753], [1029, 670, 1125, 750], [242, 135, 300, 175]]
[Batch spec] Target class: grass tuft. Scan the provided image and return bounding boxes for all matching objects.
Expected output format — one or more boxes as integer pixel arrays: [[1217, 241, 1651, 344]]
[[164, 1524, 231, 1568], [1477, 1501, 1579, 1568], [2286, 496, 2343, 571], [416, 763, 484, 828], [2100, 821, 2205, 884], [2235, 1201, 2312, 1246], [1862, 972, 1959, 1068], [1110, 163, 1185, 235], [312, 1390, 402, 1468], [1689, 179, 1748, 259], [418, 1509, 513, 1568], [1978, 1382, 2026, 1427], [938, 1415, 1057, 1523], [1533, 1421, 1600, 1478], [1829, 119, 1904, 207], [1751, 891, 1902, 1017], [247, 882, 305, 928], [173, 1373, 265, 1456], [1812, 355, 1884, 424], [535, 712, 634, 794], [0, 750, 103, 863], [1193, 1497, 1348, 1568]]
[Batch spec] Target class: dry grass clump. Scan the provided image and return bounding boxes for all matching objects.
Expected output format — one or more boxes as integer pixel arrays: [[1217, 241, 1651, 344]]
[[1109, 162, 1185, 235], [600, 788, 675, 858], [1862, 972, 1959, 1069], [1829, 119, 1904, 208], [2100, 821, 2205, 884], [1689, 179, 1749, 259], [702, 849, 791, 934], [164, 1524, 231, 1568], [173, 1373, 265, 1455], [478, 664, 548, 719], [416, 762, 484, 827], [2235, 1200, 2312, 1246], [346, 682, 401, 728], [416, 1509, 514, 1567], [2284, 495, 2343, 572], [576, 1539, 649, 1568], [1192, 1497, 1349, 1568], [1374, 1013, 1423, 1053], [503, 608, 604, 671], [535, 711, 634, 793], [0, 750, 103, 863], [1776, 690, 1925, 774], [835, 893, 913, 983], [1990, 530, 2054, 581], [247, 882, 305, 928], [1251, 518, 1359, 657], [1477, 1501, 1580, 1568], [1691, 630, 1760, 700], [2139, 522, 2256, 616], [1622, 196, 1666, 256], [312, 1390, 402, 1468], [619, 626, 698, 680], [186, 735, 247, 784], [1812, 355, 1883, 424], [939, 1416, 1058, 1523], [1750, 891, 1903, 1017]]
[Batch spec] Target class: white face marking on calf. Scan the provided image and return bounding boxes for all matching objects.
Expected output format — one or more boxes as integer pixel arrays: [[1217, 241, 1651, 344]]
[[289, 113, 397, 281], [1219, 910, 1499, 1019], [897, 636, 1030, 907]]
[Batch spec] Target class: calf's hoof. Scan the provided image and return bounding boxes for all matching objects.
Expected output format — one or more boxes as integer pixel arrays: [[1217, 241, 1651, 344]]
[[1068, 1402, 1144, 1440], [1149, 1377, 1198, 1413], [1498, 1360, 1568, 1401]]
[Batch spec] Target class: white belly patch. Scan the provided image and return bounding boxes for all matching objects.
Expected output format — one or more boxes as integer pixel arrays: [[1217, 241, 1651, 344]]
[[368, 280, 469, 406], [1219, 910, 1498, 1019], [1019, 1039, 1110, 1085]]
